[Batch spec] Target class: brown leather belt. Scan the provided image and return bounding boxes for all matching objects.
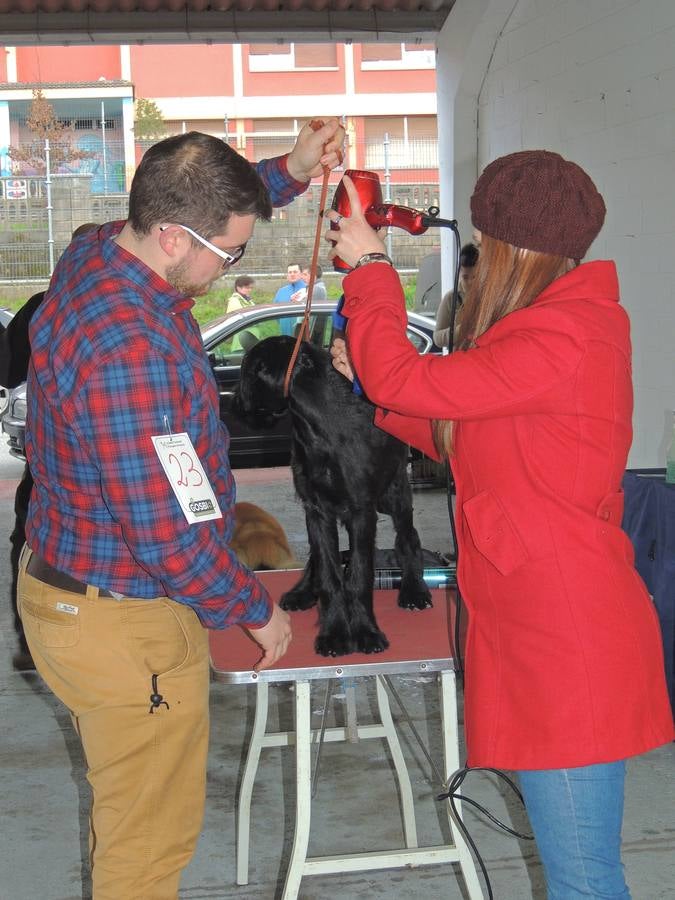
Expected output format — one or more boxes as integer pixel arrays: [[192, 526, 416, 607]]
[[26, 553, 115, 599]]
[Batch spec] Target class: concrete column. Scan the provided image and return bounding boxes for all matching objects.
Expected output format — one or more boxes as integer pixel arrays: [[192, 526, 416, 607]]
[[435, 0, 513, 292], [0, 100, 11, 176], [121, 96, 136, 191]]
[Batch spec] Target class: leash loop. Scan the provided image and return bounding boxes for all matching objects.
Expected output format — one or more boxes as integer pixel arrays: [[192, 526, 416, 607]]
[[283, 119, 340, 397]]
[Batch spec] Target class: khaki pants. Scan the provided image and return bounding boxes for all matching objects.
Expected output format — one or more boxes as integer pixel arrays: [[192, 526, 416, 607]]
[[18, 546, 210, 900]]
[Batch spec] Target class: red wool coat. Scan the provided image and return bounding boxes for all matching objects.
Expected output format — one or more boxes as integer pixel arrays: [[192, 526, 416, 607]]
[[342, 260, 674, 770]]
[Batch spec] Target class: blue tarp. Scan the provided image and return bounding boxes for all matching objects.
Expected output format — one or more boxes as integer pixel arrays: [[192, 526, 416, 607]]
[[622, 472, 675, 713]]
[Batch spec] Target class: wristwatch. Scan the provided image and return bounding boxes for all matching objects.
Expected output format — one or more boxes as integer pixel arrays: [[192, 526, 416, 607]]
[[354, 252, 393, 269]]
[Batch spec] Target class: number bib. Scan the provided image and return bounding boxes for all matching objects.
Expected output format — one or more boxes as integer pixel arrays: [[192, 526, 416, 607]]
[[151, 432, 222, 524]]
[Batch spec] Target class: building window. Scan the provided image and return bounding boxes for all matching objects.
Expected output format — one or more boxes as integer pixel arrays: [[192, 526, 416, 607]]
[[361, 42, 435, 70], [364, 116, 438, 169], [248, 43, 337, 72], [58, 117, 118, 130]]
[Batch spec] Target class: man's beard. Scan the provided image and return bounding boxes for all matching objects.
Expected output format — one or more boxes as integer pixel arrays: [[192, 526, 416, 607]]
[[166, 259, 220, 297]]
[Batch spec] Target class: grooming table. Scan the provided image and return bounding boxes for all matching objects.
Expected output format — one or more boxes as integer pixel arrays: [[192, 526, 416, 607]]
[[209, 570, 482, 899]]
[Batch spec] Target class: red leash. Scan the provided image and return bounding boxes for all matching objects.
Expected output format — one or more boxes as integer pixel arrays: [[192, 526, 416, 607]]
[[283, 120, 337, 397]]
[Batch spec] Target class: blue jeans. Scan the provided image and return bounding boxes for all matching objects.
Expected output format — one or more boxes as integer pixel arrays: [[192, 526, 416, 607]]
[[518, 762, 631, 899]]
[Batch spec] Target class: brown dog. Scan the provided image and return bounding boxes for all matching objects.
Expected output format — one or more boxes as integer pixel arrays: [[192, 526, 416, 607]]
[[231, 502, 301, 571]]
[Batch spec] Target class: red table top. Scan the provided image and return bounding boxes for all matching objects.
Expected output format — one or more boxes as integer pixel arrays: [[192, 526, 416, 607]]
[[209, 569, 460, 682]]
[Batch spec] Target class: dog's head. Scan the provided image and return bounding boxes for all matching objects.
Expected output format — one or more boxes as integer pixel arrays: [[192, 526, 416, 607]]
[[231, 335, 297, 428]]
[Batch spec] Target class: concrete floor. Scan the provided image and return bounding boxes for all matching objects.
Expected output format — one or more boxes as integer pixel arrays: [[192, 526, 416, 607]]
[[1, 447, 673, 899]]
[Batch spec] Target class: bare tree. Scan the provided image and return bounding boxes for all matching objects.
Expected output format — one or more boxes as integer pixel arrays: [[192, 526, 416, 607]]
[[8, 89, 92, 172]]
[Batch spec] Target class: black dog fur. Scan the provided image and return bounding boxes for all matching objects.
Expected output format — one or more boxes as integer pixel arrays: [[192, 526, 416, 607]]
[[231, 335, 432, 657]]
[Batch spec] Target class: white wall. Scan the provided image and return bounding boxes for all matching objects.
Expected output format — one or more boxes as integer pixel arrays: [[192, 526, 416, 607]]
[[438, 0, 675, 468]]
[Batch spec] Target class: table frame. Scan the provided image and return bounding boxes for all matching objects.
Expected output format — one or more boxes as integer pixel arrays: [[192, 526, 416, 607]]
[[213, 658, 483, 899]]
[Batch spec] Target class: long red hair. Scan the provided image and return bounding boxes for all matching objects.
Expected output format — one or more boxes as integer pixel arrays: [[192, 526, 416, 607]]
[[432, 234, 576, 458]]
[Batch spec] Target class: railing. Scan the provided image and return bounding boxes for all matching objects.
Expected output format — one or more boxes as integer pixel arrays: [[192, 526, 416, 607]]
[[0, 133, 443, 281]]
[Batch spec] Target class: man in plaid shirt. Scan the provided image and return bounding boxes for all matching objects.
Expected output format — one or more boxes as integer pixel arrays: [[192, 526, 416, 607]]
[[18, 123, 344, 899]]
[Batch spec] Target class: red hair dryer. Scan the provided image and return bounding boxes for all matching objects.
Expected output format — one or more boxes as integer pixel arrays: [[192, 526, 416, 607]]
[[330, 169, 457, 272]]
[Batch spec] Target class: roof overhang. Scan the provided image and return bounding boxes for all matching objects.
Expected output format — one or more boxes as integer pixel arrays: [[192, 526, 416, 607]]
[[0, 2, 455, 46]]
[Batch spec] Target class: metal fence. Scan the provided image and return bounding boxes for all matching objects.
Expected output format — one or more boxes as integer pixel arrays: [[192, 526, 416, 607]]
[[0, 133, 441, 282]]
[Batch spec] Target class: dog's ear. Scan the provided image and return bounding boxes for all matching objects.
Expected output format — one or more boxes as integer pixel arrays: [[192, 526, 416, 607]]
[[231, 336, 295, 427]]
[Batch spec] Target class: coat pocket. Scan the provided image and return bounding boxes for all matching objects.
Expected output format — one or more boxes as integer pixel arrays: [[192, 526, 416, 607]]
[[595, 489, 632, 563], [462, 490, 529, 576], [596, 489, 624, 525]]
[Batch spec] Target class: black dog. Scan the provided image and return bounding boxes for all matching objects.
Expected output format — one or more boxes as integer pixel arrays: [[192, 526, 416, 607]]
[[231, 335, 432, 657]]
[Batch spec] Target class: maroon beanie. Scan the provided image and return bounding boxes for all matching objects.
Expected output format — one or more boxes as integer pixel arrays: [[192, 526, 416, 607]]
[[470, 150, 606, 259]]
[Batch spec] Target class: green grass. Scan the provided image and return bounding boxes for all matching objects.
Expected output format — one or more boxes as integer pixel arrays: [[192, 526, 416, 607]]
[[1, 273, 418, 325], [193, 274, 417, 325]]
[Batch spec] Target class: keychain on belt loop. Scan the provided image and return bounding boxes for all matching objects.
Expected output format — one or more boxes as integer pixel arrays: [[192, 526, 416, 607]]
[[283, 120, 343, 397]]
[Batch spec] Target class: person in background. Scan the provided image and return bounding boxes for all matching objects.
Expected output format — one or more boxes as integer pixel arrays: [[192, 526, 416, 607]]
[[0, 222, 99, 672], [18, 121, 344, 899], [225, 274, 256, 314], [300, 262, 327, 301], [327, 151, 674, 899], [275, 262, 306, 335], [273, 262, 305, 303], [433, 242, 478, 350]]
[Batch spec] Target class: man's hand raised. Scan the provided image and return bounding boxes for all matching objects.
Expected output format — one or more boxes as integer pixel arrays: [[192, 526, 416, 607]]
[[286, 118, 345, 182]]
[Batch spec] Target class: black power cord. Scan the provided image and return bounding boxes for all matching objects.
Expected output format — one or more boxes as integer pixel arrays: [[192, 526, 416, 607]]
[[431, 233, 535, 899], [437, 765, 534, 900]]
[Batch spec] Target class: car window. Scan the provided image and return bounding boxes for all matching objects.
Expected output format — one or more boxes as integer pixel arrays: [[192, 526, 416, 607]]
[[322, 311, 428, 350], [406, 327, 430, 353], [210, 312, 329, 366], [208, 311, 430, 368]]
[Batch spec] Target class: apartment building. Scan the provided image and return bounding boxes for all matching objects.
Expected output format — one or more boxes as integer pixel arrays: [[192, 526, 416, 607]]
[[0, 42, 438, 190]]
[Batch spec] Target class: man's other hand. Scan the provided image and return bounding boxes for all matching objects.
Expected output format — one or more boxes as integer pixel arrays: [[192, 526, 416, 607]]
[[244, 603, 292, 671]]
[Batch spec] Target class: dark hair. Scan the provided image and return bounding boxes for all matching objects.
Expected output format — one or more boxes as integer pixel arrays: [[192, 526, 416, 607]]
[[127, 132, 272, 239], [71, 222, 99, 240], [234, 275, 255, 290], [459, 243, 479, 269]]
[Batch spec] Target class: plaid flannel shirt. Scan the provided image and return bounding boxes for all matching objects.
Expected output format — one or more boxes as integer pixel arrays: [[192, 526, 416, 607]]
[[25, 155, 306, 629]]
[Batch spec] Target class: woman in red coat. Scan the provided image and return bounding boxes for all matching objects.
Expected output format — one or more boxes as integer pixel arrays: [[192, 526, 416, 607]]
[[327, 151, 674, 898]]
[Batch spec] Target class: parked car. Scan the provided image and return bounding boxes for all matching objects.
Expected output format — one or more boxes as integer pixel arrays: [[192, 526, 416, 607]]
[[2, 300, 440, 467], [202, 300, 440, 466], [2, 383, 26, 458], [0, 306, 14, 330]]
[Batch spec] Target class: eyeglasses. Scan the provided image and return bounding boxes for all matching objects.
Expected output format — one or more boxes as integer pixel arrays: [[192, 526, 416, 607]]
[[161, 223, 246, 270]]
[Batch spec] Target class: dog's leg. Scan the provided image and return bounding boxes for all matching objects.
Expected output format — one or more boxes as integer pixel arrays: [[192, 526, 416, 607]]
[[381, 473, 433, 611], [282, 507, 352, 657], [344, 509, 389, 653], [279, 553, 317, 612]]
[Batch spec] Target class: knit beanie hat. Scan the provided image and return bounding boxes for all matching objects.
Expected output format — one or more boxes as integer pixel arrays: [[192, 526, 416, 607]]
[[470, 150, 606, 259]]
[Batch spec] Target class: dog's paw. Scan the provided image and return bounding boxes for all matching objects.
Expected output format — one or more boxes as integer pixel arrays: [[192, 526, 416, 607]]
[[280, 588, 318, 611], [315, 629, 352, 657], [397, 580, 433, 611], [352, 625, 389, 655]]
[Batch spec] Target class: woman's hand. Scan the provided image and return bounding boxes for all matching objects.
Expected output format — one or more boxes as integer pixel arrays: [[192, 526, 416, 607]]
[[324, 175, 387, 270], [330, 338, 355, 382]]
